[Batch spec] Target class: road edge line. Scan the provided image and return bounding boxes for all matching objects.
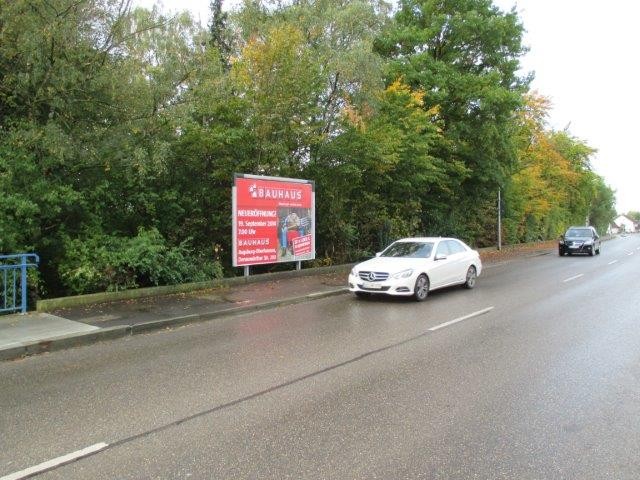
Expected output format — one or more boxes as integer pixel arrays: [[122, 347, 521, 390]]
[[1, 443, 108, 480]]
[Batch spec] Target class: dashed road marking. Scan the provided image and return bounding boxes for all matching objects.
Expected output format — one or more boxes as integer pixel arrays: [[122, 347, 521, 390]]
[[429, 307, 494, 331], [563, 274, 584, 283], [608, 260, 618, 265], [1, 443, 108, 480]]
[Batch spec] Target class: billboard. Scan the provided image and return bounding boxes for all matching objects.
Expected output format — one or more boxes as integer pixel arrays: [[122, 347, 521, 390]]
[[232, 174, 315, 267]]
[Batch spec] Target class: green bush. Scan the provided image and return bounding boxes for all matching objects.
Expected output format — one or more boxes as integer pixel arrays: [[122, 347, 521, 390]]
[[59, 228, 223, 295]]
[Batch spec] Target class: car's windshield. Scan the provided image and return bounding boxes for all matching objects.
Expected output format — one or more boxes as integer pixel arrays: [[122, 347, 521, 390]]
[[381, 242, 434, 258], [566, 228, 593, 237]]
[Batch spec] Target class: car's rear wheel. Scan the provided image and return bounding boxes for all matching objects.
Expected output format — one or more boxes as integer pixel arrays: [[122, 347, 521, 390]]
[[414, 274, 429, 302], [463, 266, 477, 289]]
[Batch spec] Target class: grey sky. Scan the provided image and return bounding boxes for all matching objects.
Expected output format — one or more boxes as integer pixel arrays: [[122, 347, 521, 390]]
[[493, 0, 639, 213]]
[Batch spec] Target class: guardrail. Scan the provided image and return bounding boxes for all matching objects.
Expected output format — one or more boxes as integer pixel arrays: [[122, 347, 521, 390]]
[[1, 253, 40, 314]]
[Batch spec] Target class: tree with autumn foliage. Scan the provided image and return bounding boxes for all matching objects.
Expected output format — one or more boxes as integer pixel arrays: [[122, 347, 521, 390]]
[[503, 93, 615, 242], [306, 78, 454, 258]]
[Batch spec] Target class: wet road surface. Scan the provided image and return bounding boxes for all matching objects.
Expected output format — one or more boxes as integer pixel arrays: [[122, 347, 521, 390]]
[[2, 236, 640, 479]]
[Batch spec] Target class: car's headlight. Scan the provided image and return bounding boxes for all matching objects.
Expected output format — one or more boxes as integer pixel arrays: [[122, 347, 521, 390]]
[[583, 240, 593, 245], [392, 268, 414, 279], [350, 268, 357, 276]]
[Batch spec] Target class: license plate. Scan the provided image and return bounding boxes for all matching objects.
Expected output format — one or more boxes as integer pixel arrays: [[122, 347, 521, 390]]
[[569, 245, 579, 249], [362, 281, 383, 289]]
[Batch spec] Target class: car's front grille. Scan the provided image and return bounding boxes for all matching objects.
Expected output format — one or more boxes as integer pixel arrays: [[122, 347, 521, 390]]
[[358, 271, 389, 282]]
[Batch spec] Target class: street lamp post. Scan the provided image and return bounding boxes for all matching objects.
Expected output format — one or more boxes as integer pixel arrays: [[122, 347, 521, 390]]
[[498, 188, 502, 251]]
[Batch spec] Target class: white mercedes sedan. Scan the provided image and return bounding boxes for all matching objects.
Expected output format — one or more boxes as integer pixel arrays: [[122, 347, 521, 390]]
[[348, 237, 482, 301]]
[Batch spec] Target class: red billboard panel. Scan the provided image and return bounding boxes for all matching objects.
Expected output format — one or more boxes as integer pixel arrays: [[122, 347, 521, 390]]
[[233, 175, 315, 267]]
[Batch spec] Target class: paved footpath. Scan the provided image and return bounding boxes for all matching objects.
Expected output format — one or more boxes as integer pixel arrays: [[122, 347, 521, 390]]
[[0, 269, 349, 361], [0, 242, 557, 362]]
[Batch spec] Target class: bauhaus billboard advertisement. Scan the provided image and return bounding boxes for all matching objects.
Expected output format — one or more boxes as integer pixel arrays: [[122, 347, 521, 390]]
[[232, 174, 315, 267]]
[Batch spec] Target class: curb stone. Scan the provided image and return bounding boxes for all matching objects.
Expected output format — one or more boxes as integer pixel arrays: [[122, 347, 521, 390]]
[[1, 287, 349, 362], [0, 325, 130, 362], [36, 264, 353, 313], [130, 287, 349, 334]]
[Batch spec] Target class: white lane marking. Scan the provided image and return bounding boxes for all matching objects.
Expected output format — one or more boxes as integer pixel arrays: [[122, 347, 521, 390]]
[[608, 260, 618, 265], [637, 247, 640, 251], [429, 307, 494, 331], [627, 252, 634, 256], [563, 274, 584, 283], [1, 443, 108, 480]]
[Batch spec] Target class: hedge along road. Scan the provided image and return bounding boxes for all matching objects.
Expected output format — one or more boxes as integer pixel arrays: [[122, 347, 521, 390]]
[[2, 235, 640, 479]]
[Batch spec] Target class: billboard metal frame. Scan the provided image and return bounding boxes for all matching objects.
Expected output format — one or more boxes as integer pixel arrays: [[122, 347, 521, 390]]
[[231, 173, 316, 276]]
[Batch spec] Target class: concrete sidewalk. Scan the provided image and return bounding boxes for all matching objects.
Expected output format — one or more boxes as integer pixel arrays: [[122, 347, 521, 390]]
[[0, 269, 350, 361]]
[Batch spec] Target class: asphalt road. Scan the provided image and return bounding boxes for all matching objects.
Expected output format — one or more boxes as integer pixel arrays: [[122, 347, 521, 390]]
[[2, 235, 640, 479]]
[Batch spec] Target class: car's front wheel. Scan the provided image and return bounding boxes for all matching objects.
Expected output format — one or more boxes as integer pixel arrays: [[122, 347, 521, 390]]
[[414, 274, 429, 302], [354, 291, 370, 299], [463, 266, 477, 289], [589, 246, 594, 256]]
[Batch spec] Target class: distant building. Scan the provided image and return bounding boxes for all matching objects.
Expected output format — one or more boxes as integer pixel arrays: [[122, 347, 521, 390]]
[[607, 223, 619, 235], [612, 214, 638, 233]]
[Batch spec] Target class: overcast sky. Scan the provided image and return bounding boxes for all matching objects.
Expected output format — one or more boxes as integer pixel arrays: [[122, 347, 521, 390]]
[[493, 0, 639, 214], [133, 0, 639, 214]]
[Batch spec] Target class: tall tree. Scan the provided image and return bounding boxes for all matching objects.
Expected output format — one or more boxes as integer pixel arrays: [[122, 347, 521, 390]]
[[232, 0, 389, 164], [503, 93, 614, 242], [307, 78, 449, 258], [588, 175, 616, 234], [0, 0, 137, 292], [0, 0, 219, 294], [209, 0, 232, 70], [231, 23, 323, 173], [375, 0, 530, 242]]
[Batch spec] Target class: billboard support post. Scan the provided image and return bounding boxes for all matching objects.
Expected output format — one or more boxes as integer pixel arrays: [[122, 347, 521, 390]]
[[244, 266, 250, 278], [296, 261, 301, 271]]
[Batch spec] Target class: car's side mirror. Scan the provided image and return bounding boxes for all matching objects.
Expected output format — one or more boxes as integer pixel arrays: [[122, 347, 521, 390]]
[[434, 253, 447, 261]]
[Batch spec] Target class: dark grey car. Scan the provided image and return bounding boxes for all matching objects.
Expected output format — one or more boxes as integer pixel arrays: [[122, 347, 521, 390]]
[[559, 226, 601, 256]]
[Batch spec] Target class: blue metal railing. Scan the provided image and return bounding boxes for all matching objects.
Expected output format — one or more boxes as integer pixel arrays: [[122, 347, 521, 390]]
[[1, 253, 40, 314]]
